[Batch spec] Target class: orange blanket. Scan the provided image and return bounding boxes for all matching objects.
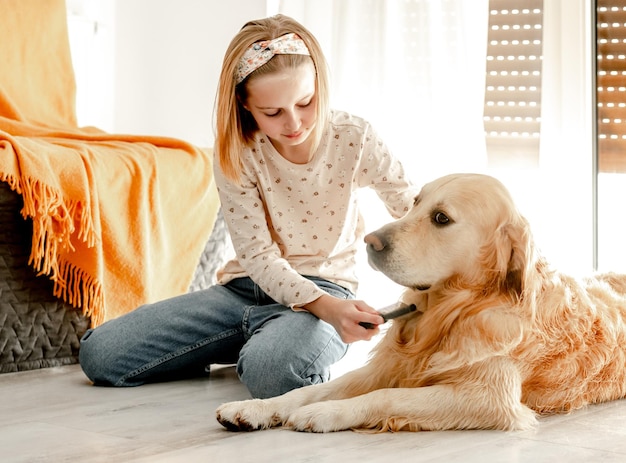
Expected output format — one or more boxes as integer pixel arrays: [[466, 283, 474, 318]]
[[0, 0, 220, 325]]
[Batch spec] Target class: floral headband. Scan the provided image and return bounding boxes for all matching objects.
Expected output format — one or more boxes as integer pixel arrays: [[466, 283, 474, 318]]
[[236, 32, 311, 84]]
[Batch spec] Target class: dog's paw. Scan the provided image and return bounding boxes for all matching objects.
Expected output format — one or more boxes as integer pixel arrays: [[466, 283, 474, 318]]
[[216, 399, 284, 432], [286, 402, 355, 433]]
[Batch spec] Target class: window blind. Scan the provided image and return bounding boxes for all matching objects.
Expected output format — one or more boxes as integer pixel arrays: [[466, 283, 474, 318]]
[[597, 0, 626, 172], [484, 0, 543, 167]]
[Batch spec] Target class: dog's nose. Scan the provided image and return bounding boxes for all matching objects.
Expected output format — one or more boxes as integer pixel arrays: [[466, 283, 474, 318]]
[[364, 233, 385, 251]]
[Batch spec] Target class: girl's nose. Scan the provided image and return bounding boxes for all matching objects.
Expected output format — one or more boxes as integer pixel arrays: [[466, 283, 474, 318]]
[[284, 111, 299, 130]]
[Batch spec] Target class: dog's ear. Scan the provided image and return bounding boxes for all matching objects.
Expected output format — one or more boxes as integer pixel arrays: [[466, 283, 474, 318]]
[[494, 215, 534, 298]]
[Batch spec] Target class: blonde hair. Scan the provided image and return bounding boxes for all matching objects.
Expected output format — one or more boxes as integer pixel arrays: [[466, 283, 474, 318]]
[[214, 14, 331, 184]]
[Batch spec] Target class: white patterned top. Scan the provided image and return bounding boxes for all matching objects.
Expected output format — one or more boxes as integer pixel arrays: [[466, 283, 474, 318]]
[[213, 110, 416, 308]]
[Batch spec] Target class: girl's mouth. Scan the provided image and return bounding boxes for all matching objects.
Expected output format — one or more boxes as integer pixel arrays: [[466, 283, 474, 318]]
[[285, 131, 303, 139]]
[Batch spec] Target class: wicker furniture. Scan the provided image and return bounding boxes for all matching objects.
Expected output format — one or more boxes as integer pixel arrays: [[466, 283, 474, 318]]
[[0, 180, 228, 373]]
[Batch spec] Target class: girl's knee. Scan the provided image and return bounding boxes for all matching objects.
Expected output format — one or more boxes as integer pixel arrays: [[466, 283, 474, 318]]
[[79, 329, 103, 383], [237, 348, 328, 398], [79, 328, 124, 386]]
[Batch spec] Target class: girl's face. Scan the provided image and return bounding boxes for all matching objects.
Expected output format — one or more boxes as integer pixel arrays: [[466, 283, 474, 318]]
[[243, 62, 317, 157]]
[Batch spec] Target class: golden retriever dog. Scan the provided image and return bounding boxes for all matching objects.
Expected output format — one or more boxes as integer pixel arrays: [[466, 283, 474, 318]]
[[216, 173, 626, 432]]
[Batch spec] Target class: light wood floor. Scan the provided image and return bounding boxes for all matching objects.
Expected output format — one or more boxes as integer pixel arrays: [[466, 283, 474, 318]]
[[2, 349, 626, 463]]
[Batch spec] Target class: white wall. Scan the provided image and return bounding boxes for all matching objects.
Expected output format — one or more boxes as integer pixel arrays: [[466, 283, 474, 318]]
[[111, 0, 267, 147], [67, 0, 116, 131], [68, 0, 269, 145]]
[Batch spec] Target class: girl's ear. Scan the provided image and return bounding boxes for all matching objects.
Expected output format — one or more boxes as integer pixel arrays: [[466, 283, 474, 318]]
[[236, 90, 249, 111]]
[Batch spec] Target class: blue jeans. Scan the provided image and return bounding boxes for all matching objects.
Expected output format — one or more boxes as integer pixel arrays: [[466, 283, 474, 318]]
[[79, 276, 350, 398]]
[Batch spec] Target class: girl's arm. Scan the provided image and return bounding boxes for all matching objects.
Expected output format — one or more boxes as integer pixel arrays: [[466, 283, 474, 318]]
[[357, 122, 417, 217]]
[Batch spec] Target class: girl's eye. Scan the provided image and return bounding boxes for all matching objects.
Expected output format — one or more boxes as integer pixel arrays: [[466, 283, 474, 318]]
[[432, 211, 450, 225], [264, 111, 280, 117]]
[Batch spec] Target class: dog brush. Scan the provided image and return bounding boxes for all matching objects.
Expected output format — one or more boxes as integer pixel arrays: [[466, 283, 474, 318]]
[[359, 302, 417, 329]]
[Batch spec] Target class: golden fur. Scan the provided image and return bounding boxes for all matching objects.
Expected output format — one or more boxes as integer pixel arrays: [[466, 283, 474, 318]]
[[216, 173, 626, 432]]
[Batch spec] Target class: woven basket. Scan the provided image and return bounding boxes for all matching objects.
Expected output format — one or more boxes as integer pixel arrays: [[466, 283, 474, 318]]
[[0, 182, 90, 372], [0, 182, 230, 373]]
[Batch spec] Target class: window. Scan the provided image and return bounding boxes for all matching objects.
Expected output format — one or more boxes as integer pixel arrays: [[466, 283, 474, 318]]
[[597, 0, 626, 172], [596, 0, 626, 272], [484, 0, 543, 167]]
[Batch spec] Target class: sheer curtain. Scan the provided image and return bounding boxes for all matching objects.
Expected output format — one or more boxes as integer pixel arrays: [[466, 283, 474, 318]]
[[277, 0, 596, 276], [277, 0, 489, 184]]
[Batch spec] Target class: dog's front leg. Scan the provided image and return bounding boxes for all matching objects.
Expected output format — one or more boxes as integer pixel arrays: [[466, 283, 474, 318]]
[[216, 379, 344, 431], [287, 359, 538, 432], [286, 384, 536, 433], [216, 396, 291, 431], [216, 364, 377, 431]]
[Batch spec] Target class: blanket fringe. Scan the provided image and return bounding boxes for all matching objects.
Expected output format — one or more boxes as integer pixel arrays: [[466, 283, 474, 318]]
[[0, 173, 101, 325], [54, 259, 104, 327]]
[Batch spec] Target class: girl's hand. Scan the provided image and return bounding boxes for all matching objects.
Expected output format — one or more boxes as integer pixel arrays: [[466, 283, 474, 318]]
[[303, 294, 384, 343]]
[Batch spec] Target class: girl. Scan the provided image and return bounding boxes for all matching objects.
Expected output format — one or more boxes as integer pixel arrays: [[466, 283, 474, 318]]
[[79, 14, 416, 399]]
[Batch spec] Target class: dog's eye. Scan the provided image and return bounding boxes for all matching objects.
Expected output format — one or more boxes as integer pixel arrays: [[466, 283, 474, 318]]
[[432, 211, 450, 225]]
